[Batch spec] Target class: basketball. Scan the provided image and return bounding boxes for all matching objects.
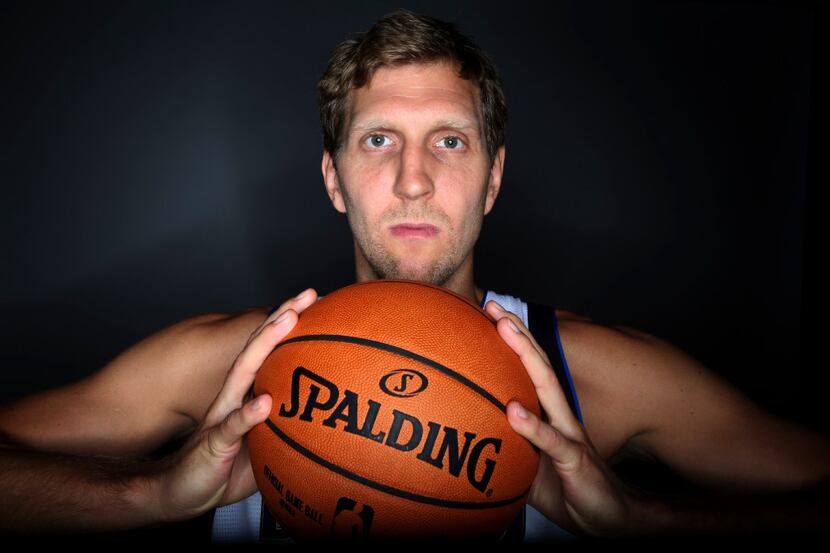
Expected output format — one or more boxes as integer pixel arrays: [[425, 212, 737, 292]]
[[248, 279, 541, 541]]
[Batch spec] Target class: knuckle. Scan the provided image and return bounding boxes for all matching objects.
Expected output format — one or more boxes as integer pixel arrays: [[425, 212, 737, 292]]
[[266, 306, 285, 323], [541, 369, 559, 390], [508, 313, 525, 331], [229, 355, 246, 375], [207, 412, 240, 455], [202, 427, 223, 458], [264, 298, 294, 323], [502, 317, 523, 338], [575, 443, 592, 468], [265, 311, 294, 335], [223, 410, 238, 431], [272, 308, 295, 325], [561, 442, 589, 470], [541, 422, 561, 448]]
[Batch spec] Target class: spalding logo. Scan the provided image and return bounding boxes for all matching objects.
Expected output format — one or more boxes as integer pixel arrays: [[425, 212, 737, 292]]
[[278, 366, 502, 494], [379, 369, 428, 398]]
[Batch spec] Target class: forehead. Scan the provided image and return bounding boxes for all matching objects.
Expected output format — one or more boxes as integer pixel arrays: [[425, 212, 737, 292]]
[[348, 62, 481, 129]]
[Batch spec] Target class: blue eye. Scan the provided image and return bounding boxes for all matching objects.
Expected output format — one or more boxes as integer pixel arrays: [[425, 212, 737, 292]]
[[438, 136, 464, 149], [365, 134, 391, 148]]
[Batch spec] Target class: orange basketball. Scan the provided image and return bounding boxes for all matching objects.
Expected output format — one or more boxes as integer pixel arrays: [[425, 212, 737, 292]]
[[248, 279, 541, 541]]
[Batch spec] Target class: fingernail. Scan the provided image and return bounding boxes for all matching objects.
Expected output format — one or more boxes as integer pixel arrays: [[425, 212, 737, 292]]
[[490, 300, 504, 313], [509, 320, 520, 333], [515, 403, 529, 419], [295, 289, 308, 300], [252, 396, 263, 410], [273, 311, 290, 324]]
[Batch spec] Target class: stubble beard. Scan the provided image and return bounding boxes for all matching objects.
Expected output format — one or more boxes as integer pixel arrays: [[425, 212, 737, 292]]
[[339, 179, 486, 287]]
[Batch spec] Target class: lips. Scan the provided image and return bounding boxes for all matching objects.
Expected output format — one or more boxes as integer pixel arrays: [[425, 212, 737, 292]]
[[389, 223, 439, 238]]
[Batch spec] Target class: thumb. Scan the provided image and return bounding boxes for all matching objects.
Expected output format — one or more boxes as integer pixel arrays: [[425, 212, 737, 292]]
[[507, 400, 632, 537], [206, 394, 273, 460], [158, 393, 274, 522]]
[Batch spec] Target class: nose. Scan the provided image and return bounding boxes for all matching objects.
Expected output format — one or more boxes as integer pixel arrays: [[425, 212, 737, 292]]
[[393, 142, 435, 202]]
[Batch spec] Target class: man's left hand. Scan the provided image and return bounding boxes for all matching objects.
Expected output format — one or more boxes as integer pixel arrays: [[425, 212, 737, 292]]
[[485, 300, 644, 538]]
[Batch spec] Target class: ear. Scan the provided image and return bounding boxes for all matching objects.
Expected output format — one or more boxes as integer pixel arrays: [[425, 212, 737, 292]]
[[322, 150, 347, 214], [483, 145, 506, 216]]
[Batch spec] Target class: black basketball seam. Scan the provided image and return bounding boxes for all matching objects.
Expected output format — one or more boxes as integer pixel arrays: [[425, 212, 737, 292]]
[[264, 417, 529, 510], [274, 334, 506, 413]]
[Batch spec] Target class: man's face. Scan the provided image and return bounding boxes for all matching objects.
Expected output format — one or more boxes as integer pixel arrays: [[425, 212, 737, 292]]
[[322, 61, 505, 286]]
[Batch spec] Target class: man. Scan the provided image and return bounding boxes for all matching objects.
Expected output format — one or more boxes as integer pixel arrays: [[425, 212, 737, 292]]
[[1, 9, 829, 542]]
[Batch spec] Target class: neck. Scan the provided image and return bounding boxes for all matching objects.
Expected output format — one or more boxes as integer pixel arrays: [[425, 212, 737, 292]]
[[353, 246, 484, 307]]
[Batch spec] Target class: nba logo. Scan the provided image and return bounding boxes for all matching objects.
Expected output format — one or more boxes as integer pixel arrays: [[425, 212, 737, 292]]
[[329, 497, 375, 540]]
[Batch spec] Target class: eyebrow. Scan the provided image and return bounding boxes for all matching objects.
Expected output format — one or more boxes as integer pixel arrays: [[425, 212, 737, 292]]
[[350, 118, 480, 134]]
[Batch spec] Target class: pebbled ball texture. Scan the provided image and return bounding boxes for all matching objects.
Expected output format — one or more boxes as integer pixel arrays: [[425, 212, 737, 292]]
[[248, 279, 541, 541]]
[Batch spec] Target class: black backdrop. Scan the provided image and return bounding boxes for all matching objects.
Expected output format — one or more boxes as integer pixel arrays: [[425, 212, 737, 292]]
[[1, 0, 826, 442]]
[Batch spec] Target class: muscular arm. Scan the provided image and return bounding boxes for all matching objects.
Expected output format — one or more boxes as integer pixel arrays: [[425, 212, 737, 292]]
[[0, 308, 269, 534], [0, 440, 166, 534], [580, 322, 830, 535], [0, 313, 229, 457]]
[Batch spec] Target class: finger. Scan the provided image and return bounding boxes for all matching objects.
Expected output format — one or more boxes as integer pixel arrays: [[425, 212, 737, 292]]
[[261, 288, 316, 327], [248, 288, 318, 345], [506, 400, 585, 474], [489, 304, 582, 439], [209, 289, 317, 428], [232, 290, 317, 407], [206, 393, 273, 460], [485, 300, 551, 366], [204, 311, 295, 428]]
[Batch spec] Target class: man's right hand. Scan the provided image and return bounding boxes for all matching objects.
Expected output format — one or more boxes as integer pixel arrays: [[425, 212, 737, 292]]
[[151, 288, 318, 523]]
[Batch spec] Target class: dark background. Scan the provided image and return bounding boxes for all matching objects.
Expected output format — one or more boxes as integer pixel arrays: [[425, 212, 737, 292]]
[[1, 0, 826, 449]]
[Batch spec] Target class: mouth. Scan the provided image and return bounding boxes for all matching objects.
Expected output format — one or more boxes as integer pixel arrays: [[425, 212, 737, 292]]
[[389, 223, 440, 239]]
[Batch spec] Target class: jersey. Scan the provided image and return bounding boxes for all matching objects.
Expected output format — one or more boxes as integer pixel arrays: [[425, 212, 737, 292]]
[[210, 289, 584, 543]]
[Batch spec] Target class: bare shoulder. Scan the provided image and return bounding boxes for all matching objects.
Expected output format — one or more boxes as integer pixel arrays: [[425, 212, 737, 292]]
[[549, 310, 664, 459], [552, 311, 830, 490], [551, 310, 742, 460], [167, 306, 273, 426], [0, 306, 271, 458]]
